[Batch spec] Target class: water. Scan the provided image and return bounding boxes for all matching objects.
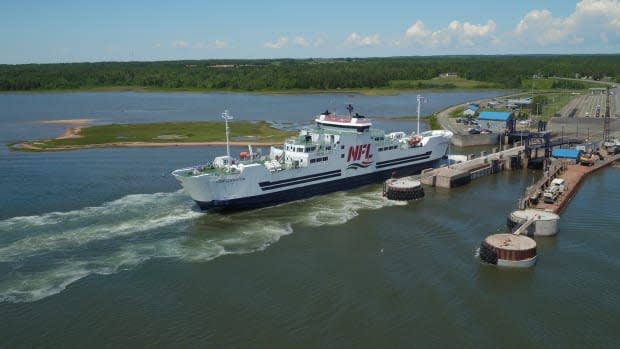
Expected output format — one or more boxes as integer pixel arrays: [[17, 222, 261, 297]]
[[0, 91, 503, 143], [1, 92, 619, 348]]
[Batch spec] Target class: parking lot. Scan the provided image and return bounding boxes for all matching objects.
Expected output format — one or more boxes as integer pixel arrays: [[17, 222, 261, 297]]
[[550, 86, 619, 139], [558, 91, 610, 118], [439, 86, 619, 139]]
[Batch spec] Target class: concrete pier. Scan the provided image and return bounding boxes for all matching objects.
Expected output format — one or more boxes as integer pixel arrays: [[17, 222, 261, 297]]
[[421, 146, 524, 188], [383, 178, 424, 200], [479, 233, 538, 268], [521, 150, 620, 214], [507, 209, 560, 236]]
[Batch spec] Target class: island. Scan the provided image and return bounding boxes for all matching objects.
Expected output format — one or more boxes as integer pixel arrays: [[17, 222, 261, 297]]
[[10, 120, 297, 152]]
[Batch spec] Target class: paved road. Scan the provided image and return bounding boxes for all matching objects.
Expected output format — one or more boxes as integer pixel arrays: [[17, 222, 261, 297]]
[[437, 86, 619, 141], [548, 85, 619, 140]]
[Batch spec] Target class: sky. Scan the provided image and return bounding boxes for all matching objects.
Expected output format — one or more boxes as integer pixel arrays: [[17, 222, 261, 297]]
[[1, 0, 619, 64]]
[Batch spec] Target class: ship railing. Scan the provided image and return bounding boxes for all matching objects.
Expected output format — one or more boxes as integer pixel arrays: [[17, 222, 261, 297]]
[[286, 137, 315, 146]]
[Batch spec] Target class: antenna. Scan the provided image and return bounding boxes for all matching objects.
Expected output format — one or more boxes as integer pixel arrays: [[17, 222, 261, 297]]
[[221, 109, 233, 167], [416, 95, 425, 135], [346, 103, 354, 116]]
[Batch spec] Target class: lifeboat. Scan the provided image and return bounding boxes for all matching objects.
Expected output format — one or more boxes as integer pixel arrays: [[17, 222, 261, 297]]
[[407, 135, 422, 146], [239, 151, 250, 160]]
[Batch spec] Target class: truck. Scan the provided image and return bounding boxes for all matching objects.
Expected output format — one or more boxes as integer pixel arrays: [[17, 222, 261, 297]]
[[543, 178, 566, 203], [580, 152, 595, 166], [550, 178, 566, 192], [543, 185, 559, 203]]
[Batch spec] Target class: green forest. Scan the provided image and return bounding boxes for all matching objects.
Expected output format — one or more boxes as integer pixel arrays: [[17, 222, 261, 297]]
[[1, 55, 618, 92]]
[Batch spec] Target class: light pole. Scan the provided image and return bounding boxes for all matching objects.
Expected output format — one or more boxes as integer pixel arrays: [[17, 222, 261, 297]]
[[577, 116, 579, 140], [416, 94, 424, 135], [221, 109, 233, 168]]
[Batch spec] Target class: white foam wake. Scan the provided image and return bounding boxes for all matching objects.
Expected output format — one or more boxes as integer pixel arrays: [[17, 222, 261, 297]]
[[0, 185, 408, 303], [0, 191, 202, 261]]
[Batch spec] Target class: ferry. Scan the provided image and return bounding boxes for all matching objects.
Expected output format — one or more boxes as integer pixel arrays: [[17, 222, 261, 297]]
[[172, 108, 452, 210]]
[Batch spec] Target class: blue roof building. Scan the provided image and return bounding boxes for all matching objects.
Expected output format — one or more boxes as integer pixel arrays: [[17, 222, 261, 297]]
[[478, 111, 512, 121], [463, 105, 479, 116], [477, 111, 514, 133], [551, 148, 582, 160]]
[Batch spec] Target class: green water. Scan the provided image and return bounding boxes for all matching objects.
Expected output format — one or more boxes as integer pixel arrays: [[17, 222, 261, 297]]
[[2, 167, 619, 348]]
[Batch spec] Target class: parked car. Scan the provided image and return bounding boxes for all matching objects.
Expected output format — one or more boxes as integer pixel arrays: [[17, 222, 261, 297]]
[[480, 128, 492, 134], [468, 128, 481, 134]]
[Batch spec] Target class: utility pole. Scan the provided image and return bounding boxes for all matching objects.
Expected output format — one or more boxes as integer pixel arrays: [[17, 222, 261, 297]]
[[603, 86, 611, 143]]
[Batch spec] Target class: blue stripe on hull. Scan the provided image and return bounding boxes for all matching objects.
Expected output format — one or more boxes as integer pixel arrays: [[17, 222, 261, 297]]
[[195, 159, 441, 211], [259, 169, 342, 190], [376, 151, 432, 168]]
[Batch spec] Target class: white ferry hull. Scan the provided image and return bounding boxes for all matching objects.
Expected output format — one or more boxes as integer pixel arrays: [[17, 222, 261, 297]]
[[178, 157, 442, 210], [173, 110, 452, 211]]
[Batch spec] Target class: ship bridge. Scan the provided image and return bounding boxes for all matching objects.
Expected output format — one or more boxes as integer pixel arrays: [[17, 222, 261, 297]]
[[315, 111, 371, 133]]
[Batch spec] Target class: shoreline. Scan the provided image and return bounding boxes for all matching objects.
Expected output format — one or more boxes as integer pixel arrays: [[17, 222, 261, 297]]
[[0, 86, 507, 96], [10, 119, 293, 152], [10, 88, 518, 152], [12, 120, 287, 151], [12, 140, 283, 152]]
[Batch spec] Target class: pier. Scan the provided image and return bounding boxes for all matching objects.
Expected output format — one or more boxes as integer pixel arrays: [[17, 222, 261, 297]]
[[520, 150, 620, 214], [420, 146, 527, 188]]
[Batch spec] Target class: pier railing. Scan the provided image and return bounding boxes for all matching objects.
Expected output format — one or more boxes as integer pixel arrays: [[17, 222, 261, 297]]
[[519, 158, 566, 209]]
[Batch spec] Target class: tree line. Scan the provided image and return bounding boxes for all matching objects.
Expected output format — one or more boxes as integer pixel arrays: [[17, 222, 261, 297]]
[[1, 55, 618, 92]]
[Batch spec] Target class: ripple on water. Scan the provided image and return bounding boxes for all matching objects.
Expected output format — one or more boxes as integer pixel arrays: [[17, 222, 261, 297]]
[[0, 185, 408, 303]]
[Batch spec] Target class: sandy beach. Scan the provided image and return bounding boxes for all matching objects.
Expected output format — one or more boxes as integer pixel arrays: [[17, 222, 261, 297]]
[[39, 119, 94, 140], [39, 119, 94, 126]]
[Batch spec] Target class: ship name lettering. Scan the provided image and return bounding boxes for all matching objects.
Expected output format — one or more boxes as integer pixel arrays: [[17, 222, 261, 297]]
[[347, 144, 373, 162]]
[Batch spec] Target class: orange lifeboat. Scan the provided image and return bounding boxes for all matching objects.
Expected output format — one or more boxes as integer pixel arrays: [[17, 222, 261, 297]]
[[407, 135, 422, 146], [239, 151, 250, 160]]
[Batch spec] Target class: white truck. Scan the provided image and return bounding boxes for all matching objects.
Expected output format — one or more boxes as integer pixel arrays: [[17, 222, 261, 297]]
[[543, 178, 566, 203]]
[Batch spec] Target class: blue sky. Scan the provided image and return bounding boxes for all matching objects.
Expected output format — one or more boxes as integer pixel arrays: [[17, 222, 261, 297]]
[[1, 0, 619, 64]]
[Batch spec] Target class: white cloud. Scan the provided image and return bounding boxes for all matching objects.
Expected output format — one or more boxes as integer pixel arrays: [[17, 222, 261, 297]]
[[346, 33, 381, 47], [214, 40, 228, 49], [513, 0, 620, 47], [428, 28, 452, 47], [173, 40, 229, 49], [262, 36, 327, 49], [463, 20, 496, 38], [513, 9, 569, 45], [153, 43, 161, 48], [264, 37, 289, 49], [294, 36, 309, 46], [403, 19, 496, 48], [171, 40, 189, 48], [405, 20, 430, 40]]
